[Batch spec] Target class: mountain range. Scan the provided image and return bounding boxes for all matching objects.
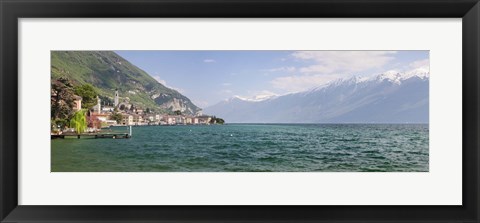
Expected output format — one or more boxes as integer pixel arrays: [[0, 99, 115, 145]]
[[51, 51, 201, 115], [204, 72, 429, 123]]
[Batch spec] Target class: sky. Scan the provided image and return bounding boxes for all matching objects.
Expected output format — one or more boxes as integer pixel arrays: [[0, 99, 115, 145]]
[[115, 51, 429, 109]]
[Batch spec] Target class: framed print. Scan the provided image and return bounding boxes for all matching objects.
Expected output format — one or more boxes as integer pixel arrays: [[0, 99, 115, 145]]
[[1, 0, 479, 222]]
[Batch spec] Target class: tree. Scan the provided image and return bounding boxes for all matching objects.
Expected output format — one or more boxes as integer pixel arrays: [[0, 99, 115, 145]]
[[70, 109, 87, 134], [87, 114, 101, 129], [209, 116, 225, 124], [74, 84, 98, 109], [216, 118, 225, 124], [173, 110, 182, 115], [99, 95, 114, 106], [51, 118, 69, 132], [110, 112, 123, 124], [51, 77, 76, 120], [209, 116, 216, 124]]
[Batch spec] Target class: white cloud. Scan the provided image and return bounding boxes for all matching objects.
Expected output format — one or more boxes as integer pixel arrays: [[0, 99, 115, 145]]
[[408, 58, 429, 73], [221, 83, 232, 86], [293, 51, 397, 74], [271, 74, 340, 92], [268, 51, 398, 93], [153, 75, 167, 85], [264, 66, 296, 73], [153, 75, 185, 93], [203, 59, 216, 63], [221, 89, 233, 94]]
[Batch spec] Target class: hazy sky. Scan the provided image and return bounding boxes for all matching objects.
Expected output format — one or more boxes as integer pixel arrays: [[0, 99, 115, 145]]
[[115, 51, 429, 109]]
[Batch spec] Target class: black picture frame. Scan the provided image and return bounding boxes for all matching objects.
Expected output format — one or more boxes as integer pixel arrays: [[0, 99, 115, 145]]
[[1, 0, 479, 222]]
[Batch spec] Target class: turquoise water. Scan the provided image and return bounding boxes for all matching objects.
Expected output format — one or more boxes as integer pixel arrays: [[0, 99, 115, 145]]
[[51, 124, 429, 172]]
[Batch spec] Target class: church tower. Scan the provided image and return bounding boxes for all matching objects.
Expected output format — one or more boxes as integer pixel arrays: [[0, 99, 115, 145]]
[[114, 89, 119, 107], [97, 96, 101, 114]]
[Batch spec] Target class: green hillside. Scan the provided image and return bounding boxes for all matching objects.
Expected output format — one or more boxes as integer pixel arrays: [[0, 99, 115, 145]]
[[51, 51, 201, 115]]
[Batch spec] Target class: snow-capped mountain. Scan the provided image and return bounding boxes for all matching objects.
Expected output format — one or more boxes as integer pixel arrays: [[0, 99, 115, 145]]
[[229, 94, 278, 102], [203, 72, 429, 123]]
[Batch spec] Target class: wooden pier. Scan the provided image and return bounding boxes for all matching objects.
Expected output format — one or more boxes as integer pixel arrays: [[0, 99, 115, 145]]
[[51, 133, 131, 139], [51, 126, 132, 139]]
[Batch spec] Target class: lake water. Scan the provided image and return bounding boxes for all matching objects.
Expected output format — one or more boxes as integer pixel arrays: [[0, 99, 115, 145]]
[[51, 124, 429, 172]]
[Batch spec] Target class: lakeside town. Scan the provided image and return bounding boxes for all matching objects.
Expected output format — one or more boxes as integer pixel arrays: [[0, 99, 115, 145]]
[[89, 90, 218, 127], [51, 77, 223, 135]]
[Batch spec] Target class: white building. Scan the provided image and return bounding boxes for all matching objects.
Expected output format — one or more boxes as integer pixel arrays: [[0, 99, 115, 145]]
[[122, 114, 133, 126], [102, 106, 114, 112]]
